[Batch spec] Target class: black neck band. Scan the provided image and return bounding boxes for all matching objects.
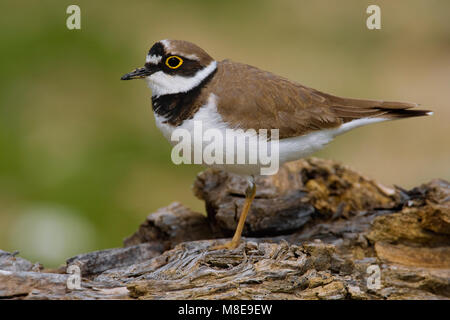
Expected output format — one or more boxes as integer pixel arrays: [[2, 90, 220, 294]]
[[151, 68, 217, 126]]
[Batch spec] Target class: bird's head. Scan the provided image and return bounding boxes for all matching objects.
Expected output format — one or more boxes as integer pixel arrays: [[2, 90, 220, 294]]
[[121, 39, 216, 96]]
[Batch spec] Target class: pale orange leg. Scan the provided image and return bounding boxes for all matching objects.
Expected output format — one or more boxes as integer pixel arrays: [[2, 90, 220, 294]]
[[212, 178, 256, 250]]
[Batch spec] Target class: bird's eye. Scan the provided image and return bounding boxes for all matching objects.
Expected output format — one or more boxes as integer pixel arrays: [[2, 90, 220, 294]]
[[165, 56, 183, 69]]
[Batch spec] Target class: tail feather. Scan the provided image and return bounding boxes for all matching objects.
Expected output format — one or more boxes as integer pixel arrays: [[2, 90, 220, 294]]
[[376, 107, 432, 119], [325, 95, 433, 122]]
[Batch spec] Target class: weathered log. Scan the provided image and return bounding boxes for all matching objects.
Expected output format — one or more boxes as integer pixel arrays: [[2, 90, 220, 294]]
[[0, 158, 449, 300], [123, 202, 217, 249], [193, 158, 399, 237]]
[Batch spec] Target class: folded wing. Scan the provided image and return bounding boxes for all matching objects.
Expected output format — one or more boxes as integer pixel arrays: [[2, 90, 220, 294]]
[[212, 60, 431, 139]]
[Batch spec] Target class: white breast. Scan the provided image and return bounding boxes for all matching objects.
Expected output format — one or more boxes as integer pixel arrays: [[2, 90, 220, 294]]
[[154, 93, 263, 175], [154, 93, 228, 143]]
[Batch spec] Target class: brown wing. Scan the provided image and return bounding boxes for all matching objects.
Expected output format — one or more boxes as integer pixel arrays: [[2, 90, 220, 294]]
[[209, 60, 430, 139]]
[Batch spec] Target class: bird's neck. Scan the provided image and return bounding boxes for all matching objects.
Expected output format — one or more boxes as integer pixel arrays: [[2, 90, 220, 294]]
[[151, 68, 217, 126]]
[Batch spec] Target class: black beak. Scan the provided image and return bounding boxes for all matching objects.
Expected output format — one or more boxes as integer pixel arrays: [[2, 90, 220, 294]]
[[121, 67, 153, 80]]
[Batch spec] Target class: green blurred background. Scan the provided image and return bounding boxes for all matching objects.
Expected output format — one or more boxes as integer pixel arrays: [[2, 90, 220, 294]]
[[0, 0, 449, 267]]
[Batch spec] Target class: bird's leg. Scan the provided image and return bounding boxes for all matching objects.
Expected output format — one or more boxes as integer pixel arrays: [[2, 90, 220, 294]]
[[211, 177, 256, 250]]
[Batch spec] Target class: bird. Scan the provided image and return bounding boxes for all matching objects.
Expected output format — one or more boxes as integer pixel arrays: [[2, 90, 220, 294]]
[[121, 39, 432, 250]]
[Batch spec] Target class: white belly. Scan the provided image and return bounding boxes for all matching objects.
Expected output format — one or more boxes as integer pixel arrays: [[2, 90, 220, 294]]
[[153, 93, 388, 176]]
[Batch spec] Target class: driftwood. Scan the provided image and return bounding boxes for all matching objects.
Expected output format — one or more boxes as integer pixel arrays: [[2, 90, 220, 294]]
[[1, 158, 449, 299]]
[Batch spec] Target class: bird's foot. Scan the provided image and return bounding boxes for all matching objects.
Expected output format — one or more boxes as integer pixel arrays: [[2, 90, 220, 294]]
[[210, 239, 241, 250]]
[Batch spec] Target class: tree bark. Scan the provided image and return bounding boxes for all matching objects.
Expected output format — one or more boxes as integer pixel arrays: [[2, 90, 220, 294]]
[[1, 158, 449, 299]]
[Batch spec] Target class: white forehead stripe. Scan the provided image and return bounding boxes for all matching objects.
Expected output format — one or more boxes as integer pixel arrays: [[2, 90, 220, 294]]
[[146, 60, 217, 97], [176, 53, 199, 61], [146, 54, 162, 64]]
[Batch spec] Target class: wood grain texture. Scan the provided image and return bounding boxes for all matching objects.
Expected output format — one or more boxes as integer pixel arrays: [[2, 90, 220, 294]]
[[0, 159, 448, 300]]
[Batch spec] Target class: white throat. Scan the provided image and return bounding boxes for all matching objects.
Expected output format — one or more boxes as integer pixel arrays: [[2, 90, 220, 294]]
[[145, 61, 217, 97]]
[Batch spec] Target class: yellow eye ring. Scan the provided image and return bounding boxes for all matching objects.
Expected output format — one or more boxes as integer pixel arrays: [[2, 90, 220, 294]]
[[165, 56, 183, 69]]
